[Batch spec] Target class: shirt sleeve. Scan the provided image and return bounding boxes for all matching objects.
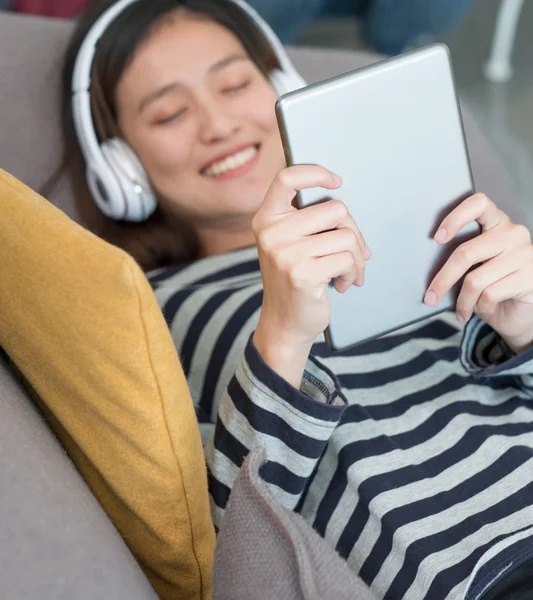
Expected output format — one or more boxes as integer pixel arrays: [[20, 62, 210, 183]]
[[205, 335, 347, 530], [460, 315, 533, 393]]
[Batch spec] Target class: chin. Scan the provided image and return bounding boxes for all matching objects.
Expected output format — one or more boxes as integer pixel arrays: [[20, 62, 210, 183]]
[[226, 191, 266, 217], [247, 180, 273, 210]]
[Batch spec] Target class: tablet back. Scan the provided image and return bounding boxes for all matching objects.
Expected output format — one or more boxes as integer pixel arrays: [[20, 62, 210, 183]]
[[275, 44, 479, 351]]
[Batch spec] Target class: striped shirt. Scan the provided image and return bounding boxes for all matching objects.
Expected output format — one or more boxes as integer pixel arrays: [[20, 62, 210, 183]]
[[148, 245, 533, 600]]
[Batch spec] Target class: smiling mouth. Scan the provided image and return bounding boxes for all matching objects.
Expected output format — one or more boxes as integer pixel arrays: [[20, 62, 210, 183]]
[[202, 144, 259, 177]]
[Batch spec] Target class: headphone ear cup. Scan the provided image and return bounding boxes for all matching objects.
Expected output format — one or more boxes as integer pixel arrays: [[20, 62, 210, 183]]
[[100, 138, 157, 222], [85, 157, 127, 220], [270, 68, 306, 97]]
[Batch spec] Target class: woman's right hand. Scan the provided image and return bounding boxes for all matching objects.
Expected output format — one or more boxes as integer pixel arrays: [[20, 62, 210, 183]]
[[252, 165, 370, 388]]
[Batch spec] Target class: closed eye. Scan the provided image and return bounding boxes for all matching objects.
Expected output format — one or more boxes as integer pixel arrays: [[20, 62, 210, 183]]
[[155, 107, 188, 125], [222, 80, 251, 94]]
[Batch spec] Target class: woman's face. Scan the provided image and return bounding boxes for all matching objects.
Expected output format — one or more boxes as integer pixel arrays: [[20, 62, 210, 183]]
[[115, 12, 285, 227]]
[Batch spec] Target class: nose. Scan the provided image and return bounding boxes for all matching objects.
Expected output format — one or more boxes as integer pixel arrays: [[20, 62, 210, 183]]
[[197, 97, 240, 144]]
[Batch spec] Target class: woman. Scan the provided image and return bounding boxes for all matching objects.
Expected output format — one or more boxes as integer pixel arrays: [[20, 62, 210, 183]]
[[53, 0, 533, 598]]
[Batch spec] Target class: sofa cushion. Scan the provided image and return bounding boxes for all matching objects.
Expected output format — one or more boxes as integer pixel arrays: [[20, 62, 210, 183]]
[[0, 12, 77, 219], [0, 170, 215, 600], [0, 353, 158, 600], [0, 11, 522, 227], [213, 447, 378, 600]]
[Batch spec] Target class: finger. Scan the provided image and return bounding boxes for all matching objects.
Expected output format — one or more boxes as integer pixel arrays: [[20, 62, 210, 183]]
[[476, 269, 526, 317], [296, 251, 356, 298], [454, 249, 527, 323], [291, 228, 366, 287], [425, 227, 507, 307], [434, 193, 507, 244], [281, 200, 371, 259], [261, 165, 342, 217]]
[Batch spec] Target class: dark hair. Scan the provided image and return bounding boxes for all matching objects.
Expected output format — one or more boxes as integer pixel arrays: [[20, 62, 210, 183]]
[[46, 0, 280, 271]]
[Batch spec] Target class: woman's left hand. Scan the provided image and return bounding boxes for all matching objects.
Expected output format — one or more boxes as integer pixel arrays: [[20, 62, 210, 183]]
[[424, 193, 533, 354]]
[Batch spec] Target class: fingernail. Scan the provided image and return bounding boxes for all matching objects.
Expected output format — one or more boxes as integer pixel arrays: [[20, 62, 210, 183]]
[[364, 245, 372, 260], [456, 313, 466, 324], [424, 290, 438, 306], [333, 173, 343, 186], [434, 227, 448, 243]]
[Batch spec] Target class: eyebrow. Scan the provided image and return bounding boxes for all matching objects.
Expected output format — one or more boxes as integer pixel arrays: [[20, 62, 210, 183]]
[[138, 53, 250, 114]]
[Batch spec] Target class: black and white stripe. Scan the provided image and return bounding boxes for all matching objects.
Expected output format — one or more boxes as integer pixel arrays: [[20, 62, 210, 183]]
[[148, 246, 533, 600]]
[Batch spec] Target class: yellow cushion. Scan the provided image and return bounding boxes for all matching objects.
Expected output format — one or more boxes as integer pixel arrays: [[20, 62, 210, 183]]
[[0, 170, 215, 600]]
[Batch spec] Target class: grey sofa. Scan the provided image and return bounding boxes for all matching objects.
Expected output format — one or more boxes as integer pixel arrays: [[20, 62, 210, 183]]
[[0, 10, 521, 600]]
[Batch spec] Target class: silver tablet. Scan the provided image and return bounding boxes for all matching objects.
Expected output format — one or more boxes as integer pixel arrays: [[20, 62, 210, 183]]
[[275, 44, 479, 352]]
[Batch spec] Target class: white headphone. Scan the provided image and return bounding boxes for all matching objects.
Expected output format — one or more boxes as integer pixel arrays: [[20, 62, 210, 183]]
[[71, 0, 307, 222]]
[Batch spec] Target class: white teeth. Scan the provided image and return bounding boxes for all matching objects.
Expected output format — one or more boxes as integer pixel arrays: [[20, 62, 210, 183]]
[[204, 146, 257, 176]]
